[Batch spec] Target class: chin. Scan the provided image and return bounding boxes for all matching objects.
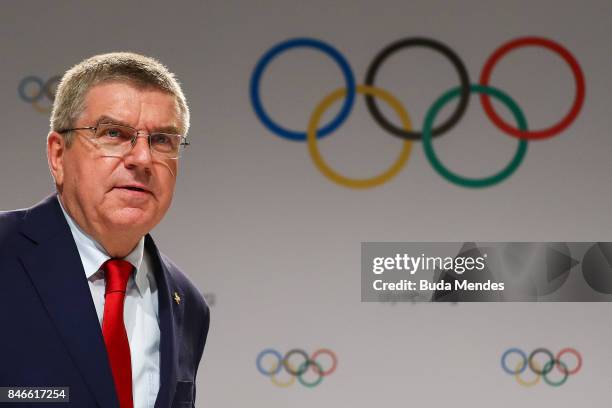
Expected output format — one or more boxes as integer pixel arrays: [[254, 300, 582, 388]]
[[106, 208, 157, 232]]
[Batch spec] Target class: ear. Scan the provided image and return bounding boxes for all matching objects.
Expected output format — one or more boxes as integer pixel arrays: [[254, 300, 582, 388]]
[[47, 131, 66, 188]]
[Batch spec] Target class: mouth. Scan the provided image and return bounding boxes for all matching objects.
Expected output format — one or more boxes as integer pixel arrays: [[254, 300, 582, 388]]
[[114, 185, 153, 196]]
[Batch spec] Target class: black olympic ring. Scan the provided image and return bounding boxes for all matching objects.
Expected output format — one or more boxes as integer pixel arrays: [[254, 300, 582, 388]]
[[528, 348, 555, 375], [282, 348, 310, 376], [364, 37, 470, 141]]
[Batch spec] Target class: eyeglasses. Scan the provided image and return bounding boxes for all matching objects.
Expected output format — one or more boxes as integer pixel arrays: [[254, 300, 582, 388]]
[[58, 122, 189, 159]]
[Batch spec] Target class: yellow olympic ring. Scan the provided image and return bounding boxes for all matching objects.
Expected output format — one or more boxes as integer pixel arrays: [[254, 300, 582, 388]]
[[26, 88, 52, 114], [515, 360, 540, 387], [270, 361, 296, 388], [32, 100, 52, 114], [307, 85, 412, 189]]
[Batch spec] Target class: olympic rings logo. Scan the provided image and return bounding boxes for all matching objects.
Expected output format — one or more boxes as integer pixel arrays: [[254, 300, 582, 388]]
[[256, 348, 337, 388], [250, 37, 585, 189], [18, 75, 61, 114], [501, 347, 582, 387]]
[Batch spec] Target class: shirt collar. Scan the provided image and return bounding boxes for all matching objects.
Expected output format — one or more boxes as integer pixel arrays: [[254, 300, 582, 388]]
[[57, 196, 148, 296]]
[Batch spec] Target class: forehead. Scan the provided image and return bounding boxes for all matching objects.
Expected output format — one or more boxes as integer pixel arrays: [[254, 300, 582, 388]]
[[80, 81, 181, 131]]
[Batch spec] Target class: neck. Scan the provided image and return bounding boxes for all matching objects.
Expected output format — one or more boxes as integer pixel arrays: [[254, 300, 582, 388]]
[[97, 235, 141, 258]]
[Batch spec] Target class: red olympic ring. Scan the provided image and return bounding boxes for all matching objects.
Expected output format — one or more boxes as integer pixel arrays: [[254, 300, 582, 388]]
[[555, 347, 582, 375], [310, 348, 338, 376], [479, 36, 585, 140]]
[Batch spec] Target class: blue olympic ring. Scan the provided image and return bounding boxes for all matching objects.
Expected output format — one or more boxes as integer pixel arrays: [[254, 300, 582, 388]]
[[501, 348, 528, 375], [250, 38, 356, 142], [18, 76, 46, 103], [256, 348, 283, 376]]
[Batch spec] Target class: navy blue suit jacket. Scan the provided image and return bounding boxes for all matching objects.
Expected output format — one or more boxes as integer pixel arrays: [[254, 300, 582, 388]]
[[0, 195, 210, 407]]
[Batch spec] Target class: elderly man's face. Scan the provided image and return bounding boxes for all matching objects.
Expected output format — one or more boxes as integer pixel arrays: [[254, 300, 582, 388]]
[[52, 81, 181, 250]]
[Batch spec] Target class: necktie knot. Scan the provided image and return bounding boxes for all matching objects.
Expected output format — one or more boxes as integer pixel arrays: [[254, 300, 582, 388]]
[[102, 259, 133, 295]]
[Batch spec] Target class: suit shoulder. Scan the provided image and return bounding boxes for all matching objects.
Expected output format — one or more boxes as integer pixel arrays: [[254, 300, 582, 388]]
[[0, 208, 28, 249]]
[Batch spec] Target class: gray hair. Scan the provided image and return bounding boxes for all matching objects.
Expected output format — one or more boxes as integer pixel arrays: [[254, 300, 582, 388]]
[[50, 52, 190, 146]]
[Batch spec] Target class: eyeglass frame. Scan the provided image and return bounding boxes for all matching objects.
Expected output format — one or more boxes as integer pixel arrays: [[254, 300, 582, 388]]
[[57, 122, 190, 159]]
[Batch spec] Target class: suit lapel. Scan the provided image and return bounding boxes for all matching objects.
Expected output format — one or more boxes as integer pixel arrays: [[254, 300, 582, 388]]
[[147, 236, 180, 408], [19, 196, 119, 408]]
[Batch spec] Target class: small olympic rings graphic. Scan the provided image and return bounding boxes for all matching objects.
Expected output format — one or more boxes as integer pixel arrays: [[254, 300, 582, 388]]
[[18, 75, 61, 114], [501, 347, 582, 387], [256, 348, 338, 388], [250, 36, 585, 189]]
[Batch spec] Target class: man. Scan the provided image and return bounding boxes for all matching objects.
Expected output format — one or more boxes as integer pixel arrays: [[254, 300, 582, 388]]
[[0, 53, 209, 408]]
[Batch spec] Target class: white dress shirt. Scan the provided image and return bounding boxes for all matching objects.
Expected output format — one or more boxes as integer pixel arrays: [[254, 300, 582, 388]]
[[58, 199, 161, 408]]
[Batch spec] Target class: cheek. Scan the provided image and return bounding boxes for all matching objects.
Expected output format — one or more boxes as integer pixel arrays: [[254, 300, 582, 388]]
[[156, 163, 178, 201], [160, 176, 177, 206], [67, 158, 114, 202], [63, 157, 86, 195]]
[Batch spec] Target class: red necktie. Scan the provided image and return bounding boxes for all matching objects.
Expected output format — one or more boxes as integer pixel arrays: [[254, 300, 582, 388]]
[[102, 259, 134, 408]]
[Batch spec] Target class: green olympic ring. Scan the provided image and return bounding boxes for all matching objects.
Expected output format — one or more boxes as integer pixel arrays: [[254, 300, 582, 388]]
[[422, 84, 528, 188], [297, 359, 325, 388], [542, 359, 569, 387]]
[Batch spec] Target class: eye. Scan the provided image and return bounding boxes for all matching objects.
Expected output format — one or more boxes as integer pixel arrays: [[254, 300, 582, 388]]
[[99, 125, 131, 142], [151, 133, 172, 145], [106, 128, 122, 138]]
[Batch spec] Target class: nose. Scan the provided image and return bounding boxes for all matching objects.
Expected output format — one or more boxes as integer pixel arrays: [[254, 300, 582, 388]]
[[123, 134, 153, 170]]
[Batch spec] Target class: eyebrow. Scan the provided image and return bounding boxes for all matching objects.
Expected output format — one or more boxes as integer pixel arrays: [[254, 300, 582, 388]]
[[94, 115, 181, 134]]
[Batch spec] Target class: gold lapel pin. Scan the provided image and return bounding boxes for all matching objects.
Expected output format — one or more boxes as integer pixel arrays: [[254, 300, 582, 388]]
[[173, 292, 181, 305]]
